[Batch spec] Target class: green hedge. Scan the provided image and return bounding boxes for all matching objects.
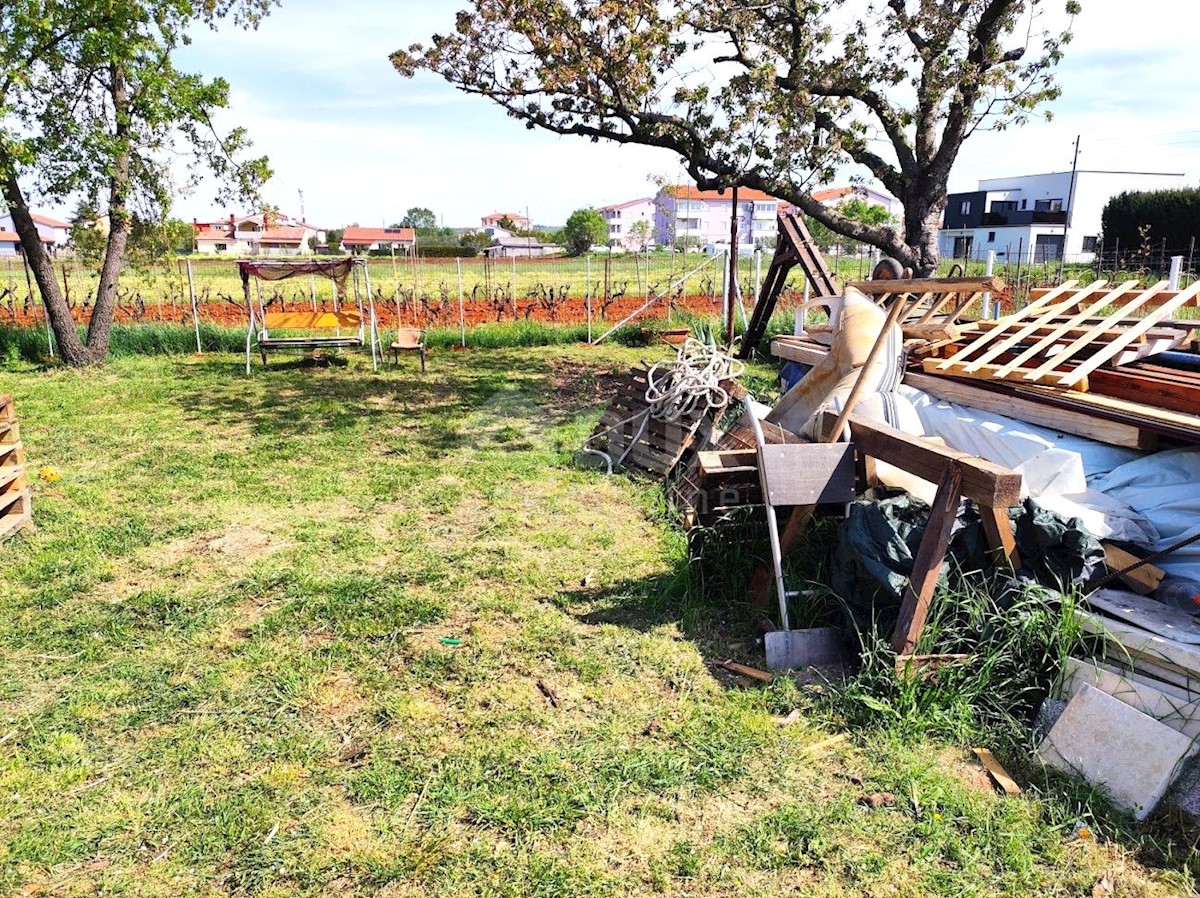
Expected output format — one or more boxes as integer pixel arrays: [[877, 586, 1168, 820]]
[[1101, 188, 1200, 252]]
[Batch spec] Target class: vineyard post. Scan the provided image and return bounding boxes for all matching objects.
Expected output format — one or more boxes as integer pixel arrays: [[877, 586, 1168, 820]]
[[308, 273, 316, 312], [186, 259, 201, 353], [457, 256, 465, 347], [585, 254, 592, 341]]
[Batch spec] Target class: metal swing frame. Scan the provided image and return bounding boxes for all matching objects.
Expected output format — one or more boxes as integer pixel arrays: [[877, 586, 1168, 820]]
[[243, 258, 381, 374]]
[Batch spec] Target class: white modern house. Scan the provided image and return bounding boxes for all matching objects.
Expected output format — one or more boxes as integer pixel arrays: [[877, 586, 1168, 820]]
[[193, 212, 324, 256], [598, 197, 656, 249], [938, 170, 1186, 263], [0, 210, 70, 255], [653, 185, 781, 248]]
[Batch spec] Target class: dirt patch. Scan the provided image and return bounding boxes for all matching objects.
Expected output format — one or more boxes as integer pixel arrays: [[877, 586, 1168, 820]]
[[205, 524, 280, 560], [547, 361, 626, 418]]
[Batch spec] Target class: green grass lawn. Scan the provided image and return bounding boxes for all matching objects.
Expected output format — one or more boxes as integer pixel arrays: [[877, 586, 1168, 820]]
[[0, 345, 1196, 897]]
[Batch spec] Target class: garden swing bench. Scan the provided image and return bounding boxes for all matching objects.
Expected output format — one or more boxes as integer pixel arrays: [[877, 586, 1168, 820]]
[[242, 258, 382, 374]]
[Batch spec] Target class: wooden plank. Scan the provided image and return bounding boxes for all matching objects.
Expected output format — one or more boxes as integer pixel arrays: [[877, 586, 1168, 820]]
[[962, 280, 1109, 373], [849, 276, 1005, 296], [1062, 658, 1200, 740], [1086, 588, 1200, 644], [1031, 287, 1200, 308], [1028, 280, 1200, 384], [844, 414, 1022, 508], [902, 372, 1150, 449], [934, 280, 1081, 369], [927, 357, 1088, 389], [979, 503, 1020, 570], [973, 748, 1022, 796], [0, 465, 25, 493], [758, 443, 855, 506], [994, 280, 1142, 377], [891, 462, 963, 655], [1103, 543, 1165, 595], [771, 337, 831, 368], [1016, 386, 1200, 437]]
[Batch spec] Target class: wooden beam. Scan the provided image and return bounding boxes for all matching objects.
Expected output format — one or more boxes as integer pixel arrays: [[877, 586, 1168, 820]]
[[892, 462, 963, 655], [926, 357, 1089, 390], [842, 414, 1023, 509], [903, 372, 1151, 450], [934, 281, 1081, 369], [1102, 542, 1165, 595], [849, 276, 1005, 296]]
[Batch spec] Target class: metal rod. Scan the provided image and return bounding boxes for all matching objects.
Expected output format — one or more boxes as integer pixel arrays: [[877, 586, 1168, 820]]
[[743, 395, 790, 631], [186, 259, 200, 353], [457, 256, 465, 347], [726, 184, 739, 348]]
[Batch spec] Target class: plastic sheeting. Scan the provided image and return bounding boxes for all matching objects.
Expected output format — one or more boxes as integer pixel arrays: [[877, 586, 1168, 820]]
[[899, 385, 1157, 546], [1093, 448, 1200, 588]]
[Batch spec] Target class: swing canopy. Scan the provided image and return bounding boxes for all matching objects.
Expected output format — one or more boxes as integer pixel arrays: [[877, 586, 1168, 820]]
[[238, 258, 356, 289]]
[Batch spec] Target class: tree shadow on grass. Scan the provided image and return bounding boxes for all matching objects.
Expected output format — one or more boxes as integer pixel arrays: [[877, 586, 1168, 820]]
[[171, 349, 556, 443]]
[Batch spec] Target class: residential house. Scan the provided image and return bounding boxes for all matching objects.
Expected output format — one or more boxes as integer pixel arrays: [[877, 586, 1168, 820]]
[[480, 211, 531, 230], [809, 185, 902, 217], [192, 212, 324, 256], [481, 235, 562, 258], [0, 211, 70, 255], [939, 170, 1186, 263], [653, 185, 780, 249], [598, 197, 656, 249], [341, 226, 416, 254]]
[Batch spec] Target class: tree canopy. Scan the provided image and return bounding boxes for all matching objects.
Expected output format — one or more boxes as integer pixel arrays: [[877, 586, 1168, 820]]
[[561, 208, 608, 255], [0, 0, 274, 363], [399, 207, 438, 231], [395, 1, 1077, 274]]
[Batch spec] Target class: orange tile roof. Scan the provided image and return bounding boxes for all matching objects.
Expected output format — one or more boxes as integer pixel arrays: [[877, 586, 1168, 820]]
[[341, 226, 415, 245], [599, 197, 653, 211], [258, 227, 308, 244], [812, 187, 855, 203], [0, 231, 19, 241], [30, 212, 69, 229], [664, 184, 779, 202]]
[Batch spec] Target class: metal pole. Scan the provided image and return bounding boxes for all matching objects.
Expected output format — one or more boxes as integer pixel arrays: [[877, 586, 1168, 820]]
[[456, 256, 465, 347], [362, 261, 378, 371], [982, 250, 995, 318], [586, 254, 592, 342], [186, 259, 201, 353], [726, 185, 739, 348], [1060, 134, 1080, 281]]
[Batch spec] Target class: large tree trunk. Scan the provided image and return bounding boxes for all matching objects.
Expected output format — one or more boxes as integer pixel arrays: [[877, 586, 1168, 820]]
[[899, 189, 948, 278], [0, 171, 93, 363], [86, 64, 133, 358]]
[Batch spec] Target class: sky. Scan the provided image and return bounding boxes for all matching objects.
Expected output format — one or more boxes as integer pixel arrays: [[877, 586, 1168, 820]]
[[163, 0, 1200, 230]]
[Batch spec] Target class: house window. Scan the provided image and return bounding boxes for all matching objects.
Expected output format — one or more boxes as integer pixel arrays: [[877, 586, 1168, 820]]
[[960, 200, 971, 215], [612, 224, 621, 234], [215, 242, 227, 251], [989, 200, 1018, 213], [987, 231, 996, 242], [1082, 236, 1098, 252], [1035, 198, 1063, 212], [1020, 199, 1027, 210]]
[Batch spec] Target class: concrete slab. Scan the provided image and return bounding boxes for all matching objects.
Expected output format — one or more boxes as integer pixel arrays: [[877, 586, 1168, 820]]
[[1039, 683, 1195, 821], [1061, 657, 1200, 739]]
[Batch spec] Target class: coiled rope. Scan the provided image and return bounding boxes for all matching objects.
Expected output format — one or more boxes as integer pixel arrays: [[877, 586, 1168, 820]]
[[583, 338, 745, 473]]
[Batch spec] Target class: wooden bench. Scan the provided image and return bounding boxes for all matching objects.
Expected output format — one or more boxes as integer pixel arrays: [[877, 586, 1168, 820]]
[[251, 310, 365, 365]]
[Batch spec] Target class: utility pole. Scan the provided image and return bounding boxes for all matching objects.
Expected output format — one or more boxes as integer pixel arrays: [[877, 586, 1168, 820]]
[[1060, 135, 1080, 280]]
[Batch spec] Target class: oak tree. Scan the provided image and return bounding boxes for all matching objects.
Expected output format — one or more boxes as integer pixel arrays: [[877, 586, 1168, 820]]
[[394, 1, 1077, 275], [0, 0, 274, 364]]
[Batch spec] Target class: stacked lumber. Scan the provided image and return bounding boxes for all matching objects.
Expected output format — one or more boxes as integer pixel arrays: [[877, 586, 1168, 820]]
[[0, 395, 32, 542]]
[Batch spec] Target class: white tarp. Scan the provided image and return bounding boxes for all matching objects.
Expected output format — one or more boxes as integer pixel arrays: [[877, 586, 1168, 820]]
[[898, 386, 1159, 546], [1093, 448, 1200, 588]]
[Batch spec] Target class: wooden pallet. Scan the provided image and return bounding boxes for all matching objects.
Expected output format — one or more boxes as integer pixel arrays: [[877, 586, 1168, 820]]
[[928, 280, 1200, 388], [0, 395, 31, 542], [589, 367, 741, 480]]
